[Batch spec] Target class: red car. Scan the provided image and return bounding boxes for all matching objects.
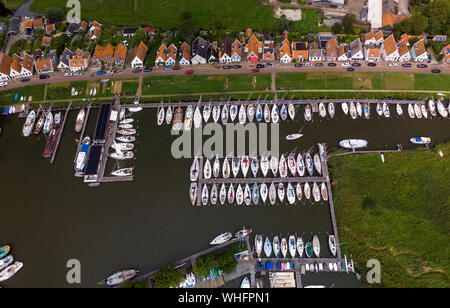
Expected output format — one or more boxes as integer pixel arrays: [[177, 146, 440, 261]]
[[172, 65, 180, 70], [251, 68, 260, 73], [185, 70, 194, 75]]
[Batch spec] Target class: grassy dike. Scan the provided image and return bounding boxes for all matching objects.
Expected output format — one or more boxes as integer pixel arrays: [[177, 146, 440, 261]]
[[329, 143, 450, 288]]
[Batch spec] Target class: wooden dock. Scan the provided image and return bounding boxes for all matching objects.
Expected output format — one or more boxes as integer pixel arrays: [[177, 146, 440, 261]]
[[50, 102, 71, 164], [74, 103, 92, 163]]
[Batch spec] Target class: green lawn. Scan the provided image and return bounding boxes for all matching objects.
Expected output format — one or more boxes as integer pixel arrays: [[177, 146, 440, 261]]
[[142, 74, 272, 95], [30, 0, 278, 31], [329, 144, 450, 288], [46, 81, 87, 100], [2, 0, 27, 10], [0, 84, 45, 105]]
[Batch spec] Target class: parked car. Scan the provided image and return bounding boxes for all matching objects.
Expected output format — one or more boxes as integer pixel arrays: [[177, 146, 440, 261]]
[[39, 74, 50, 79], [431, 69, 441, 74], [327, 63, 336, 67], [21, 78, 31, 82], [185, 70, 194, 75], [64, 72, 72, 77], [347, 67, 355, 72], [164, 66, 172, 71], [0, 81, 8, 87], [107, 70, 114, 75], [251, 68, 260, 73], [96, 71, 106, 75], [256, 64, 265, 69], [132, 68, 142, 73], [172, 65, 180, 70], [417, 64, 427, 68], [367, 62, 377, 67], [341, 62, 350, 67], [352, 62, 361, 67], [223, 65, 232, 69], [315, 63, 324, 67], [265, 63, 274, 68], [232, 65, 242, 69], [388, 63, 398, 67], [305, 62, 312, 67], [294, 63, 302, 67], [73, 72, 83, 76], [401, 63, 412, 68], [143, 68, 152, 72]]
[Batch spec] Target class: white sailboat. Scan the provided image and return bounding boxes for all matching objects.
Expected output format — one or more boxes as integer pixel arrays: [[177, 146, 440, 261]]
[[165, 106, 173, 124], [212, 105, 220, 123], [157, 107, 165, 125], [222, 156, 231, 179], [219, 184, 227, 205], [184, 105, 193, 131], [227, 184, 235, 204], [313, 235, 320, 258], [304, 104, 312, 121], [271, 104, 279, 123], [193, 106, 202, 128], [264, 104, 271, 123], [341, 102, 349, 115], [304, 182, 311, 200], [349, 102, 357, 119], [321, 182, 328, 201], [288, 153, 296, 176], [190, 157, 199, 181], [236, 184, 243, 205], [232, 157, 240, 178], [396, 104, 403, 116], [270, 155, 279, 177], [287, 183, 296, 205], [210, 184, 218, 204], [244, 184, 251, 205], [278, 183, 285, 202], [414, 103, 422, 119], [313, 154, 321, 175], [241, 155, 249, 177], [279, 154, 287, 178], [437, 99, 448, 118], [288, 103, 295, 120], [339, 139, 368, 149], [247, 104, 255, 122], [420, 104, 428, 119], [296, 153, 305, 176], [203, 104, 211, 123], [203, 159, 212, 179], [408, 103, 415, 118], [213, 155, 220, 178], [229, 104, 238, 122], [383, 102, 390, 118], [260, 183, 268, 203], [221, 104, 229, 125], [256, 104, 263, 122], [289, 235, 296, 258], [280, 104, 287, 121], [210, 232, 232, 245], [328, 102, 335, 118], [356, 102, 363, 118], [201, 184, 209, 206], [297, 238, 304, 257], [250, 156, 259, 177], [269, 183, 276, 205], [296, 183, 303, 201], [260, 156, 269, 177], [312, 182, 321, 202], [319, 102, 326, 118]]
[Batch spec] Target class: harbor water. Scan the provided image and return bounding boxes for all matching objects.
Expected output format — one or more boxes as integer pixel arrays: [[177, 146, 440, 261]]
[[0, 103, 449, 287]]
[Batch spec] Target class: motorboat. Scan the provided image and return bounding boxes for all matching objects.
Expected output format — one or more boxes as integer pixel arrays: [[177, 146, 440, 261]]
[[254, 235, 263, 257], [43, 111, 53, 134], [0, 255, 14, 271], [232, 157, 240, 178], [213, 155, 220, 178], [313, 154, 321, 175], [22, 110, 36, 137], [212, 105, 220, 123], [264, 104, 271, 122], [119, 108, 126, 121], [117, 128, 136, 135], [201, 184, 209, 206], [414, 104, 422, 119], [165, 106, 173, 124], [305, 153, 314, 176], [203, 159, 212, 179], [116, 135, 135, 143], [229, 104, 238, 122], [210, 232, 232, 245], [129, 97, 142, 112], [172, 107, 184, 131], [252, 183, 259, 205], [286, 133, 303, 141], [250, 156, 259, 177], [319, 102, 326, 118], [280, 104, 287, 121], [271, 104, 279, 123], [296, 154, 305, 176], [396, 104, 403, 116], [272, 236, 280, 257], [190, 157, 199, 181], [349, 102, 357, 119], [296, 183, 302, 200], [270, 156, 279, 177], [420, 104, 428, 119], [210, 184, 218, 205], [0, 261, 23, 282], [313, 235, 320, 257], [287, 153, 296, 176], [105, 269, 138, 286], [288, 103, 295, 120], [341, 102, 349, 115], [193, 106, 202, 128], [222, 157, 231, 179], [339, 139, 368, 149], [297, 238, 304, 257], [410, 137, 431, 144], [74, 136, 91, 176], [240, 277, 250, 288], [277, 183, 285, 202], [328, 102, 335, 118], [190, 183, 198, 205], [312, 182, 321, 202], [111, 167, 133, 177], [54, 112, 61, 125], [203, 104, 211, 123], [111, 142, 134, 151], [109, 151, 134, 160], [269, 183, 276, 205], [221, 104, 229, 125], [305, 242, 313, 258], [227, 184, 235, 204], [279, 154, 287, 178], [280, 238, 288, 258], [287, 183, 296, 205], [363, 103, 370, 119], [0, 246, 10, 259], [383, 102, 390, 118], [219, 184, 226, 205], [304, 104, 312, 121], [304, 182, 311, 200], [264, 237, 272, 257], [75, 108, 85, 133], [356, 102, 362, 118], [260, 156, 269, 177], [329, 235, 337, 256], [120, 118, 134, 125], [408, 104, 415, 118], [241, 155, 249, 178], [244, 184, 251, 206], [321, 182, 328, 201], [247, 104, 255, 122], [184, 105, 193, 131], [235, 227, 252, 238], [33, 112, 45, 134], [289, 235, 296, 258], [437, 99, 448, 117]]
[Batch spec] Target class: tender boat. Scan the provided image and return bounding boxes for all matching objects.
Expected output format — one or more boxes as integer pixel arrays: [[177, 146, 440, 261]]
[[109, 151, 134, 160], [408, 103, 415, 118], [312, 235, 320, 257], [254, 235, 263, 257], [111, 142, 134, 151], [244, 184, 251, 205], [240, 277, 250, 288], [341, 102, 349, 115], [288, 153, 296, 176], [157, 107, 165, 126], [210, 232, 232, 245], [241, 155, 250, 177], [270, 156, 279, 177], [33, 112, 45, 134], [22, 110, 36, 137], [203, 159, 212, 179], [277, 183, 285, 202], [304, 182, 311, 200], [305, 153, 314, 176], [363, 103, 370, 119], [0, 261, 23, 282], [74, 136, 91, 176], [297, 238, 304, 257], [235, 227, 252, 238], [264, 104, 271, 123], [229, 104, 238, 122], [296, 154, 305, 176], [190, 157, 199, 181], [305, 242, 313, 258], [212, 105, 220, 123], [165, 106, 173, 124], [313, 154, 321, 175], [203, 104, 211, 123], [43, 111, 53, 134], [321, 182, 328, 201], [286, 133, 303, 141], [288, 103, 295, 120], [210, 183, 218, 205], [201, 184, 209, 206], [250, 156, 259, 177], [287, 183, 296, 205], [184, 105, 193, 131], [172, 107, 184, 131], [356, 102, 363, 118], [264, 237, 272, 257], [221, 104, 229, 125], [273, 236, 280, 257], [247, 104, 255, 122], [219, 184, 226, 205], [328, 103, 335, 118], [0, 246, 10, 259], [232, 157, 240, 178], [312, 182, 321, 202], [319, 102, 326, 118], [256, 104, 263, 121], [0, 255, 14, 271], [252, 183, 259, 205], [271, 104, 279, 123], [227, 184, 235, 204], [329, 235, 337, 256], [105, 269, 138, 286], [111, 167, 133, 177], [410, 137, 431, 144], [260, 156, 269, 177], [280, 238, 288, 258], [269, 183, 276, 205], [304, 104, 312, 121], [339, 139, 368, 149], [75, 108, 85, 133], [213, 155, 220, 178], [288, 235, 296, 258], [222, 157, 231, 179], [437, 99, 448, 118], [396, 104, 403, 116], [190, 183, 198, 205], [414, 104, 422, 119], [296, 183, 303, 200], [117, 128, 136, 135], [193, 106, 202, 128], [420, 104, 428, 119], [349, 102, 357, 119], [279, 154, 287, 178]]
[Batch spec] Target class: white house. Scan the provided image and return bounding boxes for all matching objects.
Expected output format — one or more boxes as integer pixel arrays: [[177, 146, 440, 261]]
[[364, 32, 376, 46], [58, 48, 74, 72], [349, 38, 364, 60], [178, 42, 191, 66], [165, 44, 177, 66], [131, 41, 148, 68], [9, 55, 22, 79], [381, 35, 399, 61], [410, 39, 428, 62], [20, 54, 33, 77], [308, 48, 323, 61], [279, 41, 292, 63], [397, 40, 411, 62], [155, 44, 168, 66], [337, 44, 348, 61], [230, 40, 242, 63], [191, 37, 208, 65]]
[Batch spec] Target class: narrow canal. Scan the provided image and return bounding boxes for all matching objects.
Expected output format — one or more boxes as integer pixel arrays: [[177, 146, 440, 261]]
[[0, 104, 449, 287]]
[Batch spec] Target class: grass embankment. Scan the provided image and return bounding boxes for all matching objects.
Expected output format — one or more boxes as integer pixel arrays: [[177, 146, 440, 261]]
[[2, 0, 27, 10], [0, 84, 45, 105], [276, 72, 450, 91], [329, 143, 450, 288], [142, 74, 271, 95]]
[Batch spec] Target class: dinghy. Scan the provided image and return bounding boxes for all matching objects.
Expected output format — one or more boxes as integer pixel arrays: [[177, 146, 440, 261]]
[[210, 184, 218, 205], [305, 153, 314, 176], [111, 142, 134, 151], [221, 104, 229, 125], [420, 104, 428, 119], [286, 133, 303, 141], [260, 183, 268, 203], [296, 183, 303, 201], [313, 235, 320, 257], [111, 167, 133, 177], [321, 182, 328, 201], [213, 155, 220, 178], [297, 238, 304, 257], [238, 105, 246, 124], [219, 184, 227, 205], [235, 227, 252, 238], [356, 102, 362, 118], [319, 102, 326, 118], [273, 236, 280, 258], [305, 242, 313, 258], [203, 104, 211, 123], [304, 104, 312, 121], [363, 103, 370, 119], [264, 104, 271, 122], [232, 157, 240, 177], [190, 183, 198, 205], [279, 154, 288, 178], [201, 184, 209, 206], [396, 104, 403, 116], [157, 107, 165, 125], [269, 183, 277, 205], [255, 235, 263, 257], [288, 153, 296, 176], [287, 183, 296, 205], [437, 99, 448, 118], [227, 184, 235, 204], [165, 106, 173, 124], [414, 104, 422, 119], [328, 235, 337, 256], [250, 156, 259, 177], [349, 102, 357, 119], [280, 238, 288, 258], [260, 156, 269, 177], [212, 105, 220, 123], [271, 104, 279, 123], [22, 110, 36, 137], [229, 104, 238, 122], [203, 159, 212, 179], [222, 157, 231, 179], [288, 103, 295, 120], [408, 103, 415, 118], [256, 104, 263, 121], [280, 104, 287, 121], [339, 139, 368, 149], [304, 182, 311, 200], [383, 102, 390, 118], [277, 183, 285, 202], [312, 182, 321, 202], [193, 106, 202, 128], [264, 237, 272, 257], [247, 104, 255, 122], [270, 156, 279, 177], [328, 102, 335, 118], [288, 235, 296, 258], [241, 155, 249, 177], [244, 184, 251, 205], [313, 154, 321, 175], [410, 137, 431, 144], [190, 157, 199, 181], [210, 232, 232, 245], [341, 102, 349, 115], [296, 154, 305, 176], [184, 105, 193, 131], [252, 183, 259, 205]]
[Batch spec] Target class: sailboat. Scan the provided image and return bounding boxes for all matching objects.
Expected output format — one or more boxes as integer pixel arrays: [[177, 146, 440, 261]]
[[172, 107, 184, 131], [396, 104, 403, 116], [356, 102, 362, 118], [288, 153, 296, 176], [280, 104, 287, 121], [305, 153, 314, 176], [165, 106, 173, 124], [305, 242, 313, 258], [203, 104, 211, 123], [213, 155, 220, 178], [328, 102, 335, 118], [289, 235, 296, 258], [221, 104, 229, 125], [296, 183, 303, 200], [296, 154, 305, 176], [287, 183, 296, 205], [254, 235, 263, 257], [184, 105, 193, 131], [339, 139, 368, 149], [219, 184, 227, 205], [328, 235, 337, 256], [260, 156, 269, 177], [235, 184, 243, 206], [264, 237, 272, 257], [420, 104, 428, 119], [111, 167, 133, 177], [203, 159, 212, 179], [318, 102, 326, 118], [227, 184, 235, 204], [256, 104, 263, 121], [43, 111, 53, 134], [75, 108, 85, 133], [260, 183, 268, 203], [271, 104, 279, 123], [273, 236, 280, 258], [264, 104, 271, 122], [383, 102, 390, 118], [428, 99, 436, 117], [364, 103, 370, 119], [252, 183, 259, 205], [190, 157, 199, 181], [410, 137, 431, 144], [312, 182, 321, 202], [244, 184, 251, 205], [408, 103, 415, 118], [201, 185, 209, 206], [232, 157, 240, 177], [297, 237, 304, 257], [190, 183, 198, 205], [104, 269, 138, 286], [312, 235, 320, 257], [279, 154, 287, 178], [250, 156, 259, 177], [414, 103, 422, 119], [304, 104, 312, 121], [222, 156, 231, 178], [349, 102, 357, 119], [157, 107, 165, 125], [280, 238, 288, 258], [304, 182, 311, 200], [269, 183, 276, 205], [288, 103, 295, 120], [313, 154, 321, 175], [0, 261, 24, 282], [286, 133, 303, 141], [277, 183, 285, 202], [111, 142, 134, 151], [437, 99, 448, 117], [247, 104, 255, 122], [193, 106, 202, 128], [210, 232, 232, 245], [229, 104, 238, 122], [212, 105, 220, 123], [241, 155, 249, 177], [321, 182, 328, 201], [270, 156, 279, 177], [22, 110, 36, 137], [341, 102, 349, 115]]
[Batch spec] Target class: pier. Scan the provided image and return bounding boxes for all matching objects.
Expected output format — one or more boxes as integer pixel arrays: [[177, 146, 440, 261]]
[[50, 102, 71, 164]]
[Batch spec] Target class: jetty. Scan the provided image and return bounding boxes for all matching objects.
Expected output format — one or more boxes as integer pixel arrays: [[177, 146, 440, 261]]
[[50, 102, 71, 164]]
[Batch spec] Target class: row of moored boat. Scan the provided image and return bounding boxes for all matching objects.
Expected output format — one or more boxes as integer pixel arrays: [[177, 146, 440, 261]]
[[0, 245, 23, 283]]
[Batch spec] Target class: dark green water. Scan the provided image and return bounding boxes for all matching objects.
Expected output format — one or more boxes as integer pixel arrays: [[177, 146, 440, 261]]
[[0, 103, 449, 287]]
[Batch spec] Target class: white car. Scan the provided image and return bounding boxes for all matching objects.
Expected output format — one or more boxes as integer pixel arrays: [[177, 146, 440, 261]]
[[0, 81, 7, 87], [341, 62, 350, 67], [73, 72, 83, 76], [305, 62, 312, 67], [64, 73, 72, 77], [388, 63, 398, 67]]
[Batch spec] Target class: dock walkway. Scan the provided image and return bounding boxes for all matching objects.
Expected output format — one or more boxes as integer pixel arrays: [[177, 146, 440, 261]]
[[50, 102, 71, 164]]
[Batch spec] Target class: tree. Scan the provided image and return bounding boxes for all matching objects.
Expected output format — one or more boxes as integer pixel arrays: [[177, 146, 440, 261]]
[[332, 22, 343, 34], [216, 250, 238, 274], [274, 16, 294, 34], [193, 254, 216, 278], [122, 281, 149, 288], [153, 265, 183, 288], [410, 15, 428, 35], [342, 14, 356, 34], [46, 7, 65, 22], [131, 28, 148, 48], [179, 11, 194, 42]]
